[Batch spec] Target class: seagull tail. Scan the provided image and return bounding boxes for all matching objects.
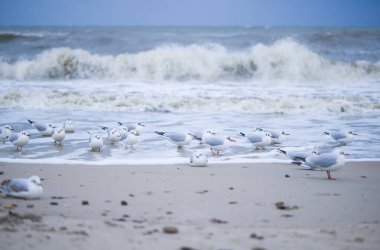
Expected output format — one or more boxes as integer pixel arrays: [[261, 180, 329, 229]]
[[277, 149, 287, 155], [27, 119, 35, 124], [294, 156, 307, 162], [155, 131, 165, 136], [238, 132, 246, 137], [324, 132, 330, 135], [291, 161, 303, 166], [117, 121, 123, 126], [100, 126, 108, 130]]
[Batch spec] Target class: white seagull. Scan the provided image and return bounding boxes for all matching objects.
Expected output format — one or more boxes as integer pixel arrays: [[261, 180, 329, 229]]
[[101, 126, 121, 144], [122, 130, 139, 149], [9, 131, 30, 151], [28, 119, 55, 136], [324, 130, 357, 145], [204, 135, 236, 155], [0, 125, 14, 143], [0, 176, 43, 199], [300, 151, 349, 180], [155, 131, 195, 147], [239, 131, 272, 149], [88, 132, 103, 151], [189, 151, 208, 167], [118, 121, 145, 135], [63, 119, 75, 133], [277, 148, 317, 161], [52, 127, 66, 145]]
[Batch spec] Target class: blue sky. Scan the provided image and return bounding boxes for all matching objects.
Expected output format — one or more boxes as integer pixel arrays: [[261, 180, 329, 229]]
[[0, 0, 379, 27]]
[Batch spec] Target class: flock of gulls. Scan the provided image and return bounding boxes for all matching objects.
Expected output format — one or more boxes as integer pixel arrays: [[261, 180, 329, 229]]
[[0, 119, 358, 199]]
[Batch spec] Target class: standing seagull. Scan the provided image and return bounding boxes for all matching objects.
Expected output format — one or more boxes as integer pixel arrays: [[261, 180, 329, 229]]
[[277, 148, 317, 161], [324, 130, 357, 145], [189, 151, 208, 167], [155, 131, 195, 147], [28, 120, 55, 136], [239, 131, 272, 149], [122, 130, 139, 149], [204, 135, 236, 155], [9, 131, 30, 151], [301, 151, 349, 180], [101, 127, 121, 144], [268, 130, 289, 144], [0, 176, 43, 199], [52, 127, 66, 145], [63, 119, 75, 133], [88, 132, 103, 151], [118, 121, 145, 135], [0, 125, 14, 143]]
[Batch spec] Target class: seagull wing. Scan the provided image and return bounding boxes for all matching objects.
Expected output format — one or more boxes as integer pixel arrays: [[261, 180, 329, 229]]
[[166, 132, 186, 143], [33, 123, 47, 132], [307, 154, 337, 169], [246, 134, 263, 143], [330, 131, 346, 140], [204, 136, 224, 147], [8, 133, 19, 142]]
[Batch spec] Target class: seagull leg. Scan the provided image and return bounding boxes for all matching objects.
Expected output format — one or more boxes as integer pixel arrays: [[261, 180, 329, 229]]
[[326, 171, 336, 180]]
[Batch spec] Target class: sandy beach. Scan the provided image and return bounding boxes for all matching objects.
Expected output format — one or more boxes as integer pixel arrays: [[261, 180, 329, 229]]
[[0, 162, 379, 250]]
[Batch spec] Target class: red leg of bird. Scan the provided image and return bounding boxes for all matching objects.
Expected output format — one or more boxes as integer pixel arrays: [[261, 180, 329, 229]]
[[327, 171, 336, 180]]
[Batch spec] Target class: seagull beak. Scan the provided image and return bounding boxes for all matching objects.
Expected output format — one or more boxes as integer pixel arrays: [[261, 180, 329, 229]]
[[344, 153, 350, 156]]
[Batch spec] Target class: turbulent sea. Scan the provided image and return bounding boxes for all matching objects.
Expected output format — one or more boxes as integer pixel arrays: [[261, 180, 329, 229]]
[[0, 26, 379, 164]]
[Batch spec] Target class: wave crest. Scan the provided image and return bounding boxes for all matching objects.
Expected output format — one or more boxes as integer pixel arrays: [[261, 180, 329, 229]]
[[0, 39, 379, 82]]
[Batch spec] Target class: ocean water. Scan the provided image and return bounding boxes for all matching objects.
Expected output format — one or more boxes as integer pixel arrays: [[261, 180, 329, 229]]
[[0, 26, 379, 164]]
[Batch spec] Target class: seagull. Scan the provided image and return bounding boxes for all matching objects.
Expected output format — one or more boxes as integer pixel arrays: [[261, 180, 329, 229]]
[[101, 126, 121, 144], [193, 129, 215, 144], [52, 127, 65, 145], [28, 119, 55, 136], [122, 130, 139, 149], [277, 148, 317, 161], [63, 119, 75, 133], [324, 130, 357, 145], [118, 121, 145, 135], [189, 151, 208, 167], [0, 125, 14, 143], [88, 132, 103, 151], [0, 175, 43, 199], [118, 125, 130, 140], [269, 130, 289, 144], [204, 135, 235, 155], [155, 131, 195, 147], [239, 131, 272, 149], [9, 131, 30, 151], [296, 151, 349, 180]]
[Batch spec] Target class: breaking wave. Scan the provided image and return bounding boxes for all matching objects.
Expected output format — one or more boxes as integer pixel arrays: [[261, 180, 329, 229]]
[[0, 39, 379, 82]]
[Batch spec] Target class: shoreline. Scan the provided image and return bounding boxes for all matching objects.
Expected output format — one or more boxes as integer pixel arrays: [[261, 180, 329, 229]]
[[1, 162, 379, 250]]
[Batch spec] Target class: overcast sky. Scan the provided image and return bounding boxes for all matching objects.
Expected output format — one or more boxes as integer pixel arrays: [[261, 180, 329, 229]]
[[0, 0, 379, 27]]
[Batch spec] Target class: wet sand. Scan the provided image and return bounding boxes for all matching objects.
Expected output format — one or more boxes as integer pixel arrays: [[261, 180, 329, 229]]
[[0, 162, 379, 250]]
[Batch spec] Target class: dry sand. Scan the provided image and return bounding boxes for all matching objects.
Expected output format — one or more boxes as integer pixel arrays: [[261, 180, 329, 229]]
[[0, 161, 379, 250]]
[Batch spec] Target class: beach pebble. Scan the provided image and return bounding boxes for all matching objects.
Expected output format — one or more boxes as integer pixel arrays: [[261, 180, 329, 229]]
[[361, 176, 367, 178], [50, 202, 59, 206], [26, 204, 34, 209], [163, 226, 178, 234], [285, 174, 290, 178], [354, 237, 364, 242], [81, 200, 89, 205], [275, 201, 298, 211], [250, 233, 264, 240], [121, 200, 128, 206], [210, 218, 228, 224]]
